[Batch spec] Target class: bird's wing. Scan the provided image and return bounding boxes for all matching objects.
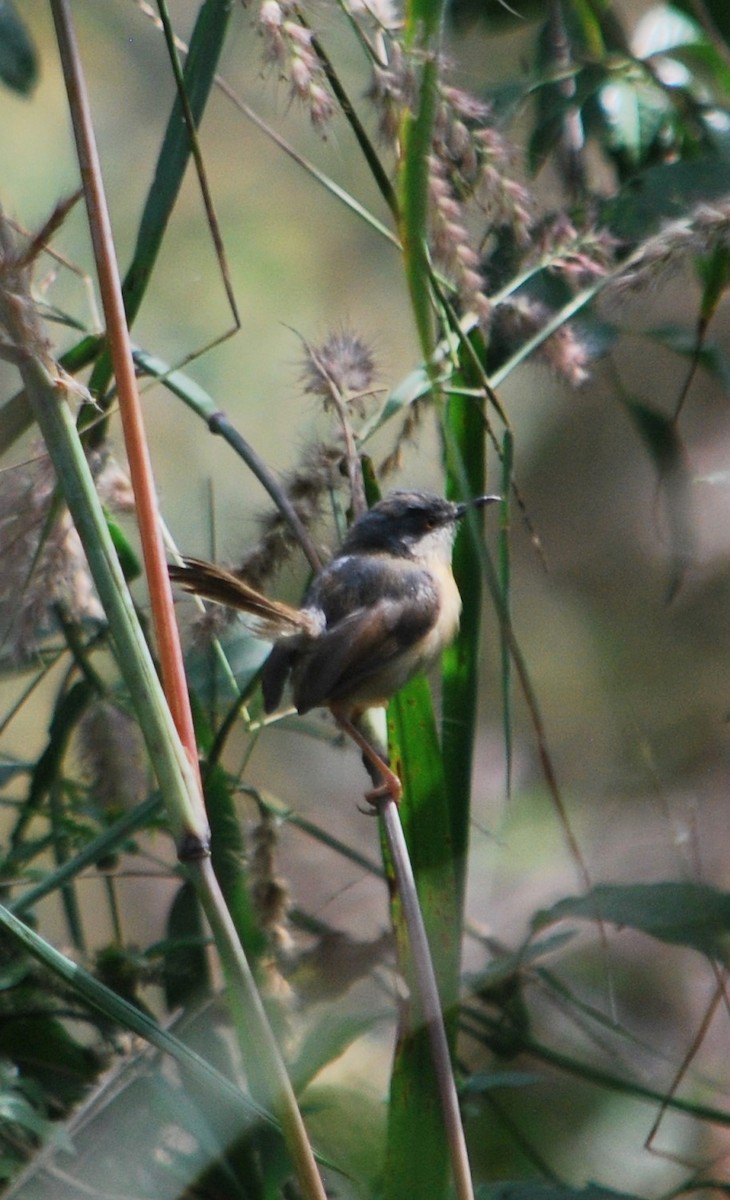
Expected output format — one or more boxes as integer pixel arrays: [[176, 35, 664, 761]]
[[292, 576, 440, 714]]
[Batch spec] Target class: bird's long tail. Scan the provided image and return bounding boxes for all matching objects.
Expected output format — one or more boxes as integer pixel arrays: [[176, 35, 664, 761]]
[[169, 558, 318, 638]]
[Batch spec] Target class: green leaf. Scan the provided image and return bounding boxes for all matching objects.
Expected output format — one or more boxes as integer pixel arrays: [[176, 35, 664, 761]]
[[477, 1184, 643, 1200], [675, 0, 730, 46], [633, 3, 701, 58], [0, 1090, 52, 1138], [0, 1013, 101, 1108], [597, 76, 669, 169], [462, 1070, 543, 1093], [105, 513, 141, 581], [384, 676, 458, 1200], [0, 903, 270, 1126], [621, 394, 692, 598], [442, 357, 487, 915], [0, 0, 38, 95], [533, 881, 730, 962], [646, 324, 730, 393], [670, 41, 730, 100], [603, 138, 730, 238], [204, 762, 266, 961], [162, 881, 211, 1010]]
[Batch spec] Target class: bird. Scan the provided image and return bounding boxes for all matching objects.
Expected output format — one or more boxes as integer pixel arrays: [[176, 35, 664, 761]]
[[169, 490, 498, 803]]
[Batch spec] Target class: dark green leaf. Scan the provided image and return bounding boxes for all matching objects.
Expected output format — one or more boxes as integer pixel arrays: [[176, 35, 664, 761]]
[[0, 0, 38, 95], [205, 762, 266, 961], [462, 1070, 543, 1093], [675, 0, 730, 46], [646, 324, 730, 393], [533, 881, 730, 961], [465, 931, 576, 994], [384, 676, 458, 1200], [162, 881, 211, 1010], [597, 76, 670, 169], [442, 365, 487, 916], [602, 137, 730, 238], [670, 41, 730, 99], [477, 1184, 643, 1200], [0, 1015, 101, 1107], [621, 395, 692, 598]]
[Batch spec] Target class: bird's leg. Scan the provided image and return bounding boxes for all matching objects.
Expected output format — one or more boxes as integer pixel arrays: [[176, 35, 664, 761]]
[[334, 713, 403, 805]]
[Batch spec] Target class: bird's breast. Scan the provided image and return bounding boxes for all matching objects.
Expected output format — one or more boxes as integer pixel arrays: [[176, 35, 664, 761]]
[[419, 559, 462, 662]]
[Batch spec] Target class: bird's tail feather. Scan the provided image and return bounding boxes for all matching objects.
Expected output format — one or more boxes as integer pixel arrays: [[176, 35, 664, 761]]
[[169, 558, 317, 637]]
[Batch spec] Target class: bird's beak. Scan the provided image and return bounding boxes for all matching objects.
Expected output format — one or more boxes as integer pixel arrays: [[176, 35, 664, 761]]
[[455, 494, 501, 518]]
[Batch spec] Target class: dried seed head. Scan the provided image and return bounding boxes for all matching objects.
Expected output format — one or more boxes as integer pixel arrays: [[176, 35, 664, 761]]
[[236, 442, 344, 590], [0, 450, 105, 662], [78, 699, 148, 813], [366, 44, 417, 142], [492, 299, 590, 388], [301, 327, 377, 399], [428, 156, 491, 324], [250, 813, 292, 953], [254, 0, 335, 132], [606, 200, 730, 296]]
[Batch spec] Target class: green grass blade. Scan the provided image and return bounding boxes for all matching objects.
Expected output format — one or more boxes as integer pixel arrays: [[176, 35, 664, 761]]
[[0, 902, 269, 1127], [8, 795, 162, 917], [383, 676, 459, 1200], [498, 431, 513, 795], [441, 380, 487, 917]]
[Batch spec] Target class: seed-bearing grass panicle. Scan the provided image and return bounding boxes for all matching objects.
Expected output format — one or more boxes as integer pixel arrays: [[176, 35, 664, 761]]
[[0, 450, 104, 663], [236, 442, 344, 590], [77, 698, 149, 814], [299, 326, 379, 518], [300, 326, 378, 407], [249, 810, 296, 1023], [532, 213, 618, 289], [428, 154, 492, 325], [254, 0, 336, 131], [429, 84, 533, 317], [186, 328, 379, 629], [367, 43, 418, 144], [250, 811, 293, 955], [605, 199, 730, 296], [491, 297, 591, 389], [0, 205, 126, 662]]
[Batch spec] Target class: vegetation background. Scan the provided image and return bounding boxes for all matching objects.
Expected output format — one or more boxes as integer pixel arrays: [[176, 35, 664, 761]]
[[2, 0, 730, 1197]]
